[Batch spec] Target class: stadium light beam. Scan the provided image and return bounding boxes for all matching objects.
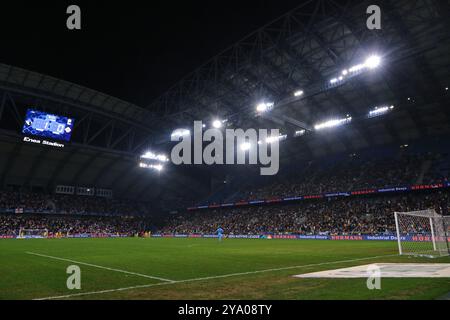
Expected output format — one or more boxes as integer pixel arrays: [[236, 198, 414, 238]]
[[329, 55, 381, 87], [365, 55, 381, 69], [256, 102, 274, 113], [294, 90, 304, 97], [314, 116, 352, 131], [140, 151, 169, 162], [171, 129, 191, 139], [330, 78, 338, 84], [368, 105, 394, 118], [212, 120, 223, 129], [348, 64, 365, 73], [294, 130, 306, 137], [141, 151, 156, 160], [139, 163, 164, 171], [266, 134, 287, 144]]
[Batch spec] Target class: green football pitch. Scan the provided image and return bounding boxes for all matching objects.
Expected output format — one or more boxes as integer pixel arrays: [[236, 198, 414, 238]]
[[0, 237, 449, 300]]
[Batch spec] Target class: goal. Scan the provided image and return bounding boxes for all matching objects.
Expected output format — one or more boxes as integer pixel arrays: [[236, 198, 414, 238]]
[[17, 228, 48, 239], [394, 209, 450, 258]]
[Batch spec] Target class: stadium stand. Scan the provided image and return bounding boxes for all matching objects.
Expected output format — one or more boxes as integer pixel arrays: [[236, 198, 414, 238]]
[[0, 190, 153, 216], [2, 145, 448, 238], [196, 145, 449, 205], [2, 189, 448, 238], [0, 214, 150, 237], [160, 191, 449, 236]]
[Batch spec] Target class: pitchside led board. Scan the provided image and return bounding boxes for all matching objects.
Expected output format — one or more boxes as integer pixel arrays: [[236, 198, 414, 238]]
[[22, 109, 75, 146]]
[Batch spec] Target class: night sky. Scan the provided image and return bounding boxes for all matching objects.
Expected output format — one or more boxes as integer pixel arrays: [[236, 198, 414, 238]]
[[0, 1, 302, 107]]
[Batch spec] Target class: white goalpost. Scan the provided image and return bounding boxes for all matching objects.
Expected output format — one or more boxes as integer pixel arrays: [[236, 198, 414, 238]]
[[394, 209, 450, 258]]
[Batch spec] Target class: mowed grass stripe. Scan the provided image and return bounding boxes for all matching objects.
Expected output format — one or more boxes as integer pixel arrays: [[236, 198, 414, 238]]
[[26, 251, 175, 282], [34, 253, 400, 300]]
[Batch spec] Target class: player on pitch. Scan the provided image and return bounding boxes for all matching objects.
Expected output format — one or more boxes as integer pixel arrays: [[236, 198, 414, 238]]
[[216, 226, 224, 242]]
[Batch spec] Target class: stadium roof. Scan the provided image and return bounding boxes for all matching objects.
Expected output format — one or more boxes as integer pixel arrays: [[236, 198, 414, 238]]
[[0, 64, 156, 129], [0, 64, 207, 204], [143, 0, 450, 151], [0, 0, 449, 205]]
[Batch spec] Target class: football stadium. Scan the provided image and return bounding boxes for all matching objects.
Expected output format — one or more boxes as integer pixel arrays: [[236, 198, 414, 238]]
[[1, 0, 450, 303]]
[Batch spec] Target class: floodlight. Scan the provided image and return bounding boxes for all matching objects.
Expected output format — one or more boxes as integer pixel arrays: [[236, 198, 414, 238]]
[[294, 130, 306, 137], [140, 151, 169, 162], [139, 162, 164, 171], [266, 134, 287, 144], [256, 103, 267, 112], [171, 129, 190, 139], [256, 102, 274, 113], [365, 55, 381, 69], [349, 64, 365, 73], [141, 151, 156, 160], [314, 116, 352, 130], [368, 105, 395, 118], [212, 120, 223, 129], [156, 155, 168, 162], [294, 90, 304, 97], [330, 76, 344, 84]]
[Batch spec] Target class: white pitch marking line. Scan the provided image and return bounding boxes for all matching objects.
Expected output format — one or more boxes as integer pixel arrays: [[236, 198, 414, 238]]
[[26, 251, 174, 283], [34, 253, 399, 300]]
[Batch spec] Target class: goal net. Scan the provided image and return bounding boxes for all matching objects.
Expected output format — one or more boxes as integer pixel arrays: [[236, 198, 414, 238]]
[[17, 228, 48, 239], [394, 209, 450, 258]]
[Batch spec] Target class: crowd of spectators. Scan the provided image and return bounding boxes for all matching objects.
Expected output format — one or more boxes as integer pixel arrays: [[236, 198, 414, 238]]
[[0, 149, 448, 237], [228, 151, 448, 202], [0, 214, 149, 236], [0, 190, 153, 216], [160, 191, 450, 236], [1, 190, 448, 237]]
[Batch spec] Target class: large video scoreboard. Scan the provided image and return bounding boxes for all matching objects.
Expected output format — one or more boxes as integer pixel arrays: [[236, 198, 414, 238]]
[[22, 109, 75, 142]]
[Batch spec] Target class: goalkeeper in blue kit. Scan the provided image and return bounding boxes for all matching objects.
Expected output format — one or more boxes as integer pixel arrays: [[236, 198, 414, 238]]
[[216, 227, 224, 242]]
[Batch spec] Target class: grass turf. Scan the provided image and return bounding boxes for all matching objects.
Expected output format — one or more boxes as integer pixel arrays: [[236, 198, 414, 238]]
[[0, 237, 449, 300]]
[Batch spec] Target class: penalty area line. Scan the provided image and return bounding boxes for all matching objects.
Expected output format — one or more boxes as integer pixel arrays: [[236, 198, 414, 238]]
[[26, 251, 175, 283], [34, 253, 398, 300]]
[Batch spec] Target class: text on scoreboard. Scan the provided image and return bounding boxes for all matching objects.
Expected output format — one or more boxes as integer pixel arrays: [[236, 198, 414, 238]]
[[22, 109, 75, 142]]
